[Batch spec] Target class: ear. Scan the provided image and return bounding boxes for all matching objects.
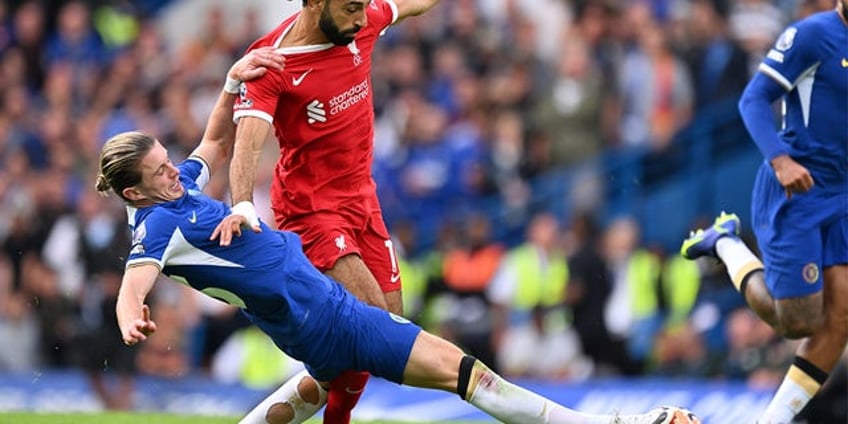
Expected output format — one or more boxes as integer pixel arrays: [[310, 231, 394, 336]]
[[122, 186, 144, 202]]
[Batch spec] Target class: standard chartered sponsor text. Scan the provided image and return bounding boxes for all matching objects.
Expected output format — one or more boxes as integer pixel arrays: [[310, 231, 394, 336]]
[[329, 80, 369, 115]]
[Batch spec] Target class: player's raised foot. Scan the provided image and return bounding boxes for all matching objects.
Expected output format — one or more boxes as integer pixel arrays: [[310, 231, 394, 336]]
[[612, 406, 701, 424], [680, 211, 741, 260]]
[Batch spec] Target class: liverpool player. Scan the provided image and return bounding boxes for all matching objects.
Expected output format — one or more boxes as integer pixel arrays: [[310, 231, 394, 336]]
[[214, 1, 441, 422]]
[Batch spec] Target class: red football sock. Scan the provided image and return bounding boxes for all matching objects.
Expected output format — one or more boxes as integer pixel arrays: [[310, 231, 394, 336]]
[[323, 371, 370, 424]]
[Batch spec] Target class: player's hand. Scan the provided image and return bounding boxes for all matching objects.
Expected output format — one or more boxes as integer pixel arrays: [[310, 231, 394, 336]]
[[122, 304, 157, 346], [210, 201, 262, 246], [210, 214, 249, 246], [771, 154, 814, 198], [229, 46, 285, 82]]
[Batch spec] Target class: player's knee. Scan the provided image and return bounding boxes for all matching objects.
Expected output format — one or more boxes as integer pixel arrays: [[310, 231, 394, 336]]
[[775, 295, 824, 339], [778, 314, 823, 339], [265, 402, 294, 424]]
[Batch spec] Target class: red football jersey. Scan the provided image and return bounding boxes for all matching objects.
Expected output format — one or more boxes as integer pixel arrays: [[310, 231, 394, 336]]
[[233, 0, 398, 225]]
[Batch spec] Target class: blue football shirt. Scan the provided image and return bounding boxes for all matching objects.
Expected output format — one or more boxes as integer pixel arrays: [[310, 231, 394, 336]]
[[123, 157, 421, 382], [757, 10, 848, 190], [125, 157, 335, 330]]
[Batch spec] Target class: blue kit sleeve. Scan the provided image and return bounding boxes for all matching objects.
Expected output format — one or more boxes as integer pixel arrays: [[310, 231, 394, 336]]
[[738, 72, 790, 161]]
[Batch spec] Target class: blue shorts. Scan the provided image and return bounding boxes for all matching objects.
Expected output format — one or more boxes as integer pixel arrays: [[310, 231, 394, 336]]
[[248, 279, 421, 384], [751, 164, 848, 299]]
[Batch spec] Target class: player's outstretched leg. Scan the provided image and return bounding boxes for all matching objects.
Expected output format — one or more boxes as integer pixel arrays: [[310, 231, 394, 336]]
[[403, 331, 700, 424], [680, 211, 741, 260], [239, 370, 327, 424], [458, 356, 698, 424]]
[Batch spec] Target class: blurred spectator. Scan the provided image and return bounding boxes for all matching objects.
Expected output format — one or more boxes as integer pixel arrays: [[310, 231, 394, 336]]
[[531, 31, 611, 168], [134, 281, 194, 378], [0, 257, 38, 371], [652, 252, 703, 374], [42, 190, 137, 409], [391, 96, 484, 233], [21, 254, 78, 368], [476, 0, 572, 66], [211, 325, 306, 390], [602, 216, 661, 369], [729, 0, 784, 66], [438, 213, 504, 370], [488, 212, 589, 380], [614, 10, 693, 151], [483, 109, 532, 219], [9, 1, 46, 91], [405, 219, 461, 332], [188, 294, 250, 372], [682, 0, 751, 113], [564, 213, 639, 376], [44, 2, 111, 79]]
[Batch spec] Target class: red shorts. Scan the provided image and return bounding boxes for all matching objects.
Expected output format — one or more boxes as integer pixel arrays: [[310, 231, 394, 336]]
[[277, 210, 402, 293]]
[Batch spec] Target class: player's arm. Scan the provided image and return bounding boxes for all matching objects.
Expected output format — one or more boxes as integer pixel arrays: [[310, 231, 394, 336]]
[[739, 73, 814, 197], [214, 115, 274, 236], [190, 47, 285, 172], [116, 263, 160, 346], [738, 71, 789, 162], [394, 0, 440, 21]]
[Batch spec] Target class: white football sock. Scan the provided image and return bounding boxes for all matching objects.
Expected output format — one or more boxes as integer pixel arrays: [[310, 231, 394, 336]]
[[715, 237, 763, 292], [465, 360, 612, 424], [758, 364, 822, 424]]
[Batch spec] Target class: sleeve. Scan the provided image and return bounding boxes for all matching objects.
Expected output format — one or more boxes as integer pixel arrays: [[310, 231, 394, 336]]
[[370, 0, 399, 33], [126, 214, 174, 270], [738, 71, 790, 161], [758, 20, 819, 91], [233, 68, 286, 125], [179, 157, 210, 191]]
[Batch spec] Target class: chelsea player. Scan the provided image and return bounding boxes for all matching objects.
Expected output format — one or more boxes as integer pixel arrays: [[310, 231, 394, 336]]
[[98, 48, 698, 424], [682, 1, 847, 423]]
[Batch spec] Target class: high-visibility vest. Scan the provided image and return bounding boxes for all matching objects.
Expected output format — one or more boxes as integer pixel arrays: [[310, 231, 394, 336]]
[[661, 255, 701, 326], [627, 249, 662, 319], [510, 244, 569, 310], [239, 327, 290, 389]]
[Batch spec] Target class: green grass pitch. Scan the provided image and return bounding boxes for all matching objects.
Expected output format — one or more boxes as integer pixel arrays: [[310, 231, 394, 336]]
[[0, 412, 485, 423]]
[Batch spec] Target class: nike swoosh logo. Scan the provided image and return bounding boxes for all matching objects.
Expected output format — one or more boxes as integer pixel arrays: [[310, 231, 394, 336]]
[[292, 69, 313, 86], [344, 386, 364, 394], [842, 58, 848, 68], [188, 211, 197, 224], [390, 273, 400, 283]]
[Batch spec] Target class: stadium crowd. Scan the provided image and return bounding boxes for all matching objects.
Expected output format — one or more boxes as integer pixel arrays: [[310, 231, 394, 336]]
[[0, 0, 844, 419]]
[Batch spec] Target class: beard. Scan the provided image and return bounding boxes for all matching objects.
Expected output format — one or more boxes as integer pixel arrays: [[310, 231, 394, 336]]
[[319, 6, 359, 46]]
